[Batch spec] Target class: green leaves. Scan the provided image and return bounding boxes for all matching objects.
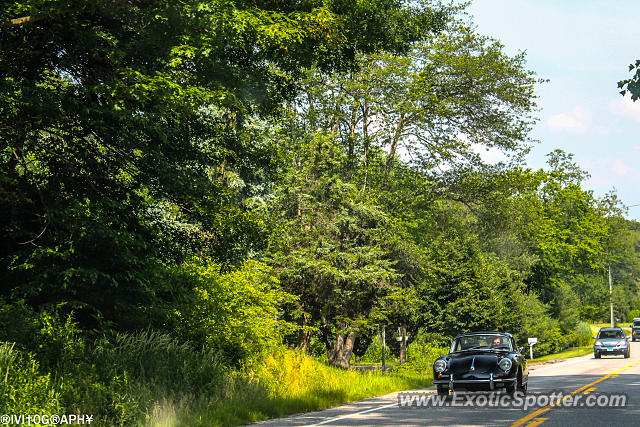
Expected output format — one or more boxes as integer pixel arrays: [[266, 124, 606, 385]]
[[168, 259, 292, 362], [618, 59, 640, 101], [1, 0, 443, 335]]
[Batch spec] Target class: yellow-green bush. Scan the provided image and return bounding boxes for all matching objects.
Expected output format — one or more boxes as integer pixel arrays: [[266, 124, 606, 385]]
[[0, 342, 61, 415], [168, 259, 294, 362]]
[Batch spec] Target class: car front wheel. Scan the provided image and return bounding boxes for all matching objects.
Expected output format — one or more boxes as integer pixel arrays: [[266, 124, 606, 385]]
[[594, 352, 601, 359], [625, 350, 630, 359]]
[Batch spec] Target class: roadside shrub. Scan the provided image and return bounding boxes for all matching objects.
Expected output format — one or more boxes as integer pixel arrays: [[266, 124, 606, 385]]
[[0, 342, 61, 415], [93, 331, 225, 396], [394, 328, 450, 374], [0, 316, 229, 426], [574, 321, 593, 347], [360, 334, 384, 363], [413, 331, 450, 348], [61, 330, 226, 424], [394, 342, 448, 374], [0, 303, 85, 375], [168, 259, 294, 363], [0, 302, 41, 353], [36, 312, 85, 374], [531, 327, 567, 357], [515, 292, 570, 357], [628, 309, 640, 322]]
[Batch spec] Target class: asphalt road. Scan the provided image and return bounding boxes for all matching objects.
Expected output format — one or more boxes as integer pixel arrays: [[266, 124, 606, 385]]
[[253, 342, 640, 426]]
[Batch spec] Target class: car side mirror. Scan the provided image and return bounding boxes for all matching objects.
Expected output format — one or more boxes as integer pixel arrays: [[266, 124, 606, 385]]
[[592, 337, 596, 339]]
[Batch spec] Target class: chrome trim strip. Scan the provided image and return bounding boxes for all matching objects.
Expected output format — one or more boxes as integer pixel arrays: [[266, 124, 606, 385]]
[[433, 378, 516, 384]]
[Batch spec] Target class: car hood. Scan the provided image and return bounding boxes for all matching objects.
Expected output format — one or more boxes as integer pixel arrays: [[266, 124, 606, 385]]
[[445, 352, 506, 374]]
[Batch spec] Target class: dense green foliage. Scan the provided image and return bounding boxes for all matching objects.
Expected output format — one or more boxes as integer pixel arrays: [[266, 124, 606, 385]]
[[2, 1, 640, 424]]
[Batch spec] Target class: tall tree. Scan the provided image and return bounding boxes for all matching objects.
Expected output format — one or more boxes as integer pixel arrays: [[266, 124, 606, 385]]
[[291, 20, 539, 183]]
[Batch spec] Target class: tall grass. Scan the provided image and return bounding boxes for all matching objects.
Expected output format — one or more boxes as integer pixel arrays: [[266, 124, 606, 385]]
[[1, 331, 431, 427], [65, 330, 226, 425], [146, 348, 432, 426]]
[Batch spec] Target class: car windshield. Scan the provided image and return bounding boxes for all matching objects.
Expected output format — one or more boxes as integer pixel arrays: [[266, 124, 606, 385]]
[[598, 330, 625, 339], [450, 334, 512, 352]]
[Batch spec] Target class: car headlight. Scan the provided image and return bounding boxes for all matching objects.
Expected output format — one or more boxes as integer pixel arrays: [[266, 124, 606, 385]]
[[595, 340, 603, 346], [618, 340, 627, 346], [434, 359, 447, 373], [498, 358, 512, 372]]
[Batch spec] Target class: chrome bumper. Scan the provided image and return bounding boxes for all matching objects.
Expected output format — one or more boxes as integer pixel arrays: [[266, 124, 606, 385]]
[[433, 373, 516, 391]]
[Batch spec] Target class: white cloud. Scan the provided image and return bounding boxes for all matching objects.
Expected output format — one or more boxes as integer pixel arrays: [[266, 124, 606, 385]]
[[610, 94, 640, 123], [613, 159, 634, 176], [584, 157, 640, 189], [546, 106, 591, 134]]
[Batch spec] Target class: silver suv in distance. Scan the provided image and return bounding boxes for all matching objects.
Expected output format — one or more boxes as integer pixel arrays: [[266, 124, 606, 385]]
[[593, 327, 630, 359]]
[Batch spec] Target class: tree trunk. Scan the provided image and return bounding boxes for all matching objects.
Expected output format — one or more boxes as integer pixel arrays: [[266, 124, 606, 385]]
[[361, 100, 370, 191], [399, 325, 408, 364], [385, 114, 405, 179], [347, 109, 357, 173], [298, 312, 311, 354], [326, 331, 357, 368]]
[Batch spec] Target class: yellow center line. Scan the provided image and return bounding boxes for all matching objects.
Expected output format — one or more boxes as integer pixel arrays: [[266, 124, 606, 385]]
[[525, 417, 548, 427], [583, 387, 596, 394], [510, 358, 640, 427]]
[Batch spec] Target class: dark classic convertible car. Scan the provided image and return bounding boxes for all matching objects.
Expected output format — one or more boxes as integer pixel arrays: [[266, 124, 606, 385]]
[[432, 332, 528, 396]]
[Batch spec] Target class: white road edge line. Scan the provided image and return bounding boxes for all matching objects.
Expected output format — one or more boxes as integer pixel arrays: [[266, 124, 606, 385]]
[[304, 402, 399, 426]]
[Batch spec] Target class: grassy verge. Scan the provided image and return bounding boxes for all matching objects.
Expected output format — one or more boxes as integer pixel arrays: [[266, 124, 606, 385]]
[[147, 348, 432, 426], [1, 328, 431, 427], [529, 346, 592, 363]]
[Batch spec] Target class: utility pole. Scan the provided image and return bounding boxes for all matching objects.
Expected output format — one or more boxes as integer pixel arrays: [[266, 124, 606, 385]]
[[609, 265, 614, 327]]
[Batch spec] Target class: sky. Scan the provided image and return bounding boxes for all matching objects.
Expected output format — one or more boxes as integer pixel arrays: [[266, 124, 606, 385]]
[[466, 0, 640, 220]]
